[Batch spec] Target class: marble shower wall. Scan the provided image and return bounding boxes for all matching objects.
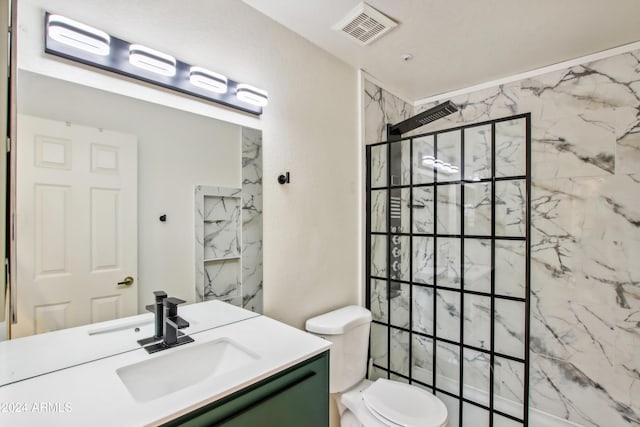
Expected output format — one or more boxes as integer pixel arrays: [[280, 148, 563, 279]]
[[241, 127, 263, 313], [365, 49, 640, 426], [364, 79, 413, 145], [193, 128, 263, 313]]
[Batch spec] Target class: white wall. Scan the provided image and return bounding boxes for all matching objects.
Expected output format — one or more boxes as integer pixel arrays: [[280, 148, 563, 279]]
[[17, 0, 360, 328], [17, 71, 241, 311]]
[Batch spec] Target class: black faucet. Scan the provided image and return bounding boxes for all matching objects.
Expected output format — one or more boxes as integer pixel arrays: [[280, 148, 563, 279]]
[[145, 297, 194, 354], [137, 290, 167, 347]]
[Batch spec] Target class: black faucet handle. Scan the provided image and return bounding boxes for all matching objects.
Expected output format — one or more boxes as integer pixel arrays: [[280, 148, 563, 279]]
[[166, 316, 190, 329], [145, 304, 155, 313], [153, 290, 168, 302], [164, 297, 186, 308]]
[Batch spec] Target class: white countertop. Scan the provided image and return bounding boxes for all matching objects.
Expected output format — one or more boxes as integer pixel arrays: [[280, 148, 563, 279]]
[[0, 300, 260, 386], [0, 306, 330, 426]]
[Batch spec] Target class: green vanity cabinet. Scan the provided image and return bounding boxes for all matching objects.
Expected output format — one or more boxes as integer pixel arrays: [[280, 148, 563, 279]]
[[162, 351, 329, 427]]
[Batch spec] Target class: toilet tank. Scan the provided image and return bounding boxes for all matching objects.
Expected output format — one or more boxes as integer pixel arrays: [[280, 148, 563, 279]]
[[305, 306, 372, 393]]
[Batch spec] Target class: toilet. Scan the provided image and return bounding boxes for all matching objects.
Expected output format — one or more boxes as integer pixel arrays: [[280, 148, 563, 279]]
[[306, 306, 449, 427]]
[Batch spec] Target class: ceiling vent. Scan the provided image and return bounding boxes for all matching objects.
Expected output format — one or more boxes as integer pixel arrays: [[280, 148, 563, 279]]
[[333, 2, 398, 46]]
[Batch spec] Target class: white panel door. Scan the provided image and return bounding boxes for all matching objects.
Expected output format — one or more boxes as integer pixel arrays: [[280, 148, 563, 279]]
[[13, 115, 138, 337]]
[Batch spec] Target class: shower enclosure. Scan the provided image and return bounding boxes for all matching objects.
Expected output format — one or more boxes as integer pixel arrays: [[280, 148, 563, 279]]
[[366, 113, 531, 427]]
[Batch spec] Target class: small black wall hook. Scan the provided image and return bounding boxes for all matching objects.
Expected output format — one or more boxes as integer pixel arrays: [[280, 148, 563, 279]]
[[159, 214, 167, 222], [278, 172, 290, 185]]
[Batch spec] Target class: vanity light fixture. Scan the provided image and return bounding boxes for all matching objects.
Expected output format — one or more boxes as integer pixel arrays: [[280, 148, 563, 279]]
[[236, 84, 269, 107], [189, 67, 228, 93], [47, 14, 111, 56], [129, 44, 177, 77], [44, 12, 267, 115]]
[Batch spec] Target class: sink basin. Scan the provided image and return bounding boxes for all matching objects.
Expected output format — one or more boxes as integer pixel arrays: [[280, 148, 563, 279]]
[[116, 337, 259, 402]]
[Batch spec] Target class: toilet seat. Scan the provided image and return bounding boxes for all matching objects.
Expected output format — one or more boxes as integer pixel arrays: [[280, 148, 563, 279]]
[[361, 379, 448, 427]]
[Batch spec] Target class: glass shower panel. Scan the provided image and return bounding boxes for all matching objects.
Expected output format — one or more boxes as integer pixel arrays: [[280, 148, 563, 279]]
[[412, 186, 434, 233], [463, 294, 491, 350], [412, 334, 434, 385], [390, 328, 410, 377], [436, 184, 461, 234], [464, 182, 492, 236], [390, 282, 410, 328], [436, 237, 461, 288], [436, 289, 461, 342], [413, 236, 434, 284], [370, 322, 388, 368], [370, 279, 388, 323], [495, 118, 527, 177], [436, 130, 462, 183], [436, 340, 460, 394], [495, 179, 526, 237], [495, 299, 526, 359], [463, 348, 490, 406], [495, 240, 526, 298], [463, 238, 491, 293], [370, 234, 387, 278], [370, 189, 387, 232], [463, 403, 490, 427], [494, 357, 525, 419], [366, 113, 530, 427], [412, 285, 434, 335], [413, 135, 435, 185], [464, 124, 492, 181], [370, 144, 388, 188]]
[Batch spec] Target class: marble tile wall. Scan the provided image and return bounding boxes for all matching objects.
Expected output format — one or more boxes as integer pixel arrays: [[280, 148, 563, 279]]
[[365, 48, 640, 426], [195, 186, 242, 303], [241, 127, 263, 313], [193, 127, 263, 313]]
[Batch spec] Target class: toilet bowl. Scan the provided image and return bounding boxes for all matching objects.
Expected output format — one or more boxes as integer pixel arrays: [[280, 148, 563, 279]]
[[305, 306, 449, 427], [339, 379, 448, 427]]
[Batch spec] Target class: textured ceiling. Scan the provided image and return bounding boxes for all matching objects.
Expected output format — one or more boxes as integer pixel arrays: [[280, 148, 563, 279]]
[[243, 0, 640, 102]]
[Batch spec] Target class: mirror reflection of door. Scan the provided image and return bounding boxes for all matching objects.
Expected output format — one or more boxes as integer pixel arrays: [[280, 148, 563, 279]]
[[12, 115, 138, 337]]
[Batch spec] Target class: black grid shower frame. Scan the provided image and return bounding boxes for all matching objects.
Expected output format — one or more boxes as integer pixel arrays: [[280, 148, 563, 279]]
[[365, 113, 531, 427]]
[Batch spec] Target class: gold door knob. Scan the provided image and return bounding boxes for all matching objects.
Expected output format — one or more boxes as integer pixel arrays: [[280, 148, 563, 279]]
[[117, 276, 135, 287]]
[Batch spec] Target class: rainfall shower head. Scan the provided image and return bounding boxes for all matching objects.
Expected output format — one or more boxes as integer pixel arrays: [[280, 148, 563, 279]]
[[388, 100, 458, 137]]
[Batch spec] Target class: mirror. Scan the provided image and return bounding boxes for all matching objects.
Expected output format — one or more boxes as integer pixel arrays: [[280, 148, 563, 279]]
[[11, 70, 263, 339]]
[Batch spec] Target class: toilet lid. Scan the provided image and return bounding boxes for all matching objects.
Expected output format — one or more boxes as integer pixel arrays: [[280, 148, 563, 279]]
[[362, 379, 448, 427]]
